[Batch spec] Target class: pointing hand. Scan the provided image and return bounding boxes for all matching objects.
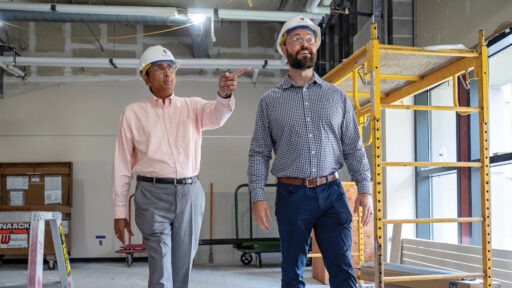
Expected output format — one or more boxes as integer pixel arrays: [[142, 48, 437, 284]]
[[218, 67, 251, 98]]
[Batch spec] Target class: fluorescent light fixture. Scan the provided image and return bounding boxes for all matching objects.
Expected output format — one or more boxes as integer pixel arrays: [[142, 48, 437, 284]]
[[0, 62, 26, 78], [0, 56, 288, 71], [189, 13, 207, 24]]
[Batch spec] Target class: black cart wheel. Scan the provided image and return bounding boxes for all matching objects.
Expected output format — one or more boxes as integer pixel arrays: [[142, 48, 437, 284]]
[[126, 253, 134, 267], [240, 253, 253, 265]]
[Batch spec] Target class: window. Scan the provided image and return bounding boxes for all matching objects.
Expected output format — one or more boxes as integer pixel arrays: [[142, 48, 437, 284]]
[[490, 163, 512, 250], [415, 83, 460, 244], [431, 84, 457, 163], [487, 30, 512, 250], [415, 28, 512, 249], [431, 171, 458, 243]]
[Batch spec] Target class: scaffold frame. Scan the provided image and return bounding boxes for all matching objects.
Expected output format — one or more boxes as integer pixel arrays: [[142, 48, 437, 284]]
[[322, 23, 493, 288]]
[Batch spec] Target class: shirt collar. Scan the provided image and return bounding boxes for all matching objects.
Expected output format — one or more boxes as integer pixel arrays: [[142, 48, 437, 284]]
[[150, 92, 175, 107], [281, 72, 324, 89]]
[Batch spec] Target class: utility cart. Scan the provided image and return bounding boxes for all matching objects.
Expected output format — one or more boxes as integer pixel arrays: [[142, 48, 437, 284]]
[[233, 183, 280, 268], [115, 194, 146, 267]]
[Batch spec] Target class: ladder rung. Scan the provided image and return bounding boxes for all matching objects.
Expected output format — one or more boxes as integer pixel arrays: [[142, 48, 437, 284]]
[[382, 104, 480, 113], [384, 272, 484, 282], [380, 74, 421, 81], [383, 217, 483, 225], [382, 161, 481, 167]]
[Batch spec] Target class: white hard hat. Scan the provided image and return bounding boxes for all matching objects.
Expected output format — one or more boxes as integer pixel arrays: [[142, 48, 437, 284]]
[[276, 15, 322, 58], [137, 45, 181, 78]]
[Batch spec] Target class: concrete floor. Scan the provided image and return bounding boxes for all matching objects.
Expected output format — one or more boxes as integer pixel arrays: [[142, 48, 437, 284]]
[[0, 260, 329, 287]]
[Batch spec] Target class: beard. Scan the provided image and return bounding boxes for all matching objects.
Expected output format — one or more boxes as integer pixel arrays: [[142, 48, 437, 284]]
[[286, 47, 316, 70]]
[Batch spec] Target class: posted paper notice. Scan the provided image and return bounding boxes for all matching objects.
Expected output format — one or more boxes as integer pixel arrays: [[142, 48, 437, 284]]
[[45, 176, 62, 204], [6, 176, 29, 190]]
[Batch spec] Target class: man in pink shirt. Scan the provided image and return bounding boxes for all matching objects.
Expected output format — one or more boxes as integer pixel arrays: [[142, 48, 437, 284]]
[[112, 45, 249, 288]]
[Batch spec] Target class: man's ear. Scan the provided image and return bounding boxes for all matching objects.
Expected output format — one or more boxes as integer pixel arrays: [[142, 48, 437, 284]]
[[280, 45, 287, 57], [142, 73, 151, 86]]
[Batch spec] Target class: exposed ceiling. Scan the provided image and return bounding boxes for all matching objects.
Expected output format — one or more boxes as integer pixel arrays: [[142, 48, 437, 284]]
[[0, 0, 332, 20], [1, 0, 313, 11], [0, 0, 335, 79]]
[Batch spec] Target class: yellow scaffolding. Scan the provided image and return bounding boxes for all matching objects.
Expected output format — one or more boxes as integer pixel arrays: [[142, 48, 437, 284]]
[[322, 24, 492, 288]]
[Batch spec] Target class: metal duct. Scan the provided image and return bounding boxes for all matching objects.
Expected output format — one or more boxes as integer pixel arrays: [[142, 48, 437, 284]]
[[0, 56, 287, 70], [0, 3, 188, 25], [0, 3, 328, 24]]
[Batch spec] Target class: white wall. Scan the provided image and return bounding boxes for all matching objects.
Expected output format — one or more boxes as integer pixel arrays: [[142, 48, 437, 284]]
[[416, 0, 512, 48]]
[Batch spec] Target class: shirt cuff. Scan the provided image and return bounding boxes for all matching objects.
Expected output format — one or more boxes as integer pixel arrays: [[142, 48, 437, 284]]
[[249, 186, 265, 203], [357, 181, 372, 195], [217, 94, 235, 110], [217, 91, 232, 99], [115, 206, 128, 219]]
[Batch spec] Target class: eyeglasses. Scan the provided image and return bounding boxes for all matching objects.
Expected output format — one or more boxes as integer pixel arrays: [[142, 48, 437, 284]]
[[150, 63, 178, 74], [287, 36, 316, 46]]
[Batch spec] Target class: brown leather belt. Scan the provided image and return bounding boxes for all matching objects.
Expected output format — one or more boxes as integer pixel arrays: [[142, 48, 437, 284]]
[[277, 172, 339, 188]]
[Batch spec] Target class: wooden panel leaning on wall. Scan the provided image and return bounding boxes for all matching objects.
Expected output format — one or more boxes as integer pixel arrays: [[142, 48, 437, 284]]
[[312, 181, 375, 284], [0, 162, 72, 270]]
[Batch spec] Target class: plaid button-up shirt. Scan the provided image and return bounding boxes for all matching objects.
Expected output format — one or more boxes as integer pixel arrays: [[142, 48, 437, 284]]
[[248, 73, 371, 202]]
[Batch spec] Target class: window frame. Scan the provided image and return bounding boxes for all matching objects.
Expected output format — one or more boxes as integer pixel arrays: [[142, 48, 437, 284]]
[[415, 27, 512, 245]]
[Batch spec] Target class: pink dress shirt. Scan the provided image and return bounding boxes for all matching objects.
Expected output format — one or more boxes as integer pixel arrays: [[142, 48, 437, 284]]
[[112, 93, 235, 219]]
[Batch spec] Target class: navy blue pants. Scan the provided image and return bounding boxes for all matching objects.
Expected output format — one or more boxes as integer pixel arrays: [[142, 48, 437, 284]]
[[275, 179, 356, 288]]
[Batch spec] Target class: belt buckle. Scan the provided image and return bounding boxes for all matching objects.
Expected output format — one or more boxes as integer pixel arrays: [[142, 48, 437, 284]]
[[306, 178, 318, 188], [173, 178, 177, 185]]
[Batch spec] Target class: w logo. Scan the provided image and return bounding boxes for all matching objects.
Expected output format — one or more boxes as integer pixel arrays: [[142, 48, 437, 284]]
[[0, 234, 11, 244]]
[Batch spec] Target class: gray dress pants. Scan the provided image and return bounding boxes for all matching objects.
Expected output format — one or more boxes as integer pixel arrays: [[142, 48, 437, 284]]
[[134, 180, 205, 288]]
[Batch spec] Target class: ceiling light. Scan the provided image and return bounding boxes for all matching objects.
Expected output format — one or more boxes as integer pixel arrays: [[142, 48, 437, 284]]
[[189, 13, 207, 24], [0, 62, 26, 78]]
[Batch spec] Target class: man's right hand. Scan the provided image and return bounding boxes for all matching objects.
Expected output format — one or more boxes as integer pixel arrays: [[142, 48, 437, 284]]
[[114, 218, 133, 245], [252, 200, 273, 231], [217, 67, 251, 98]]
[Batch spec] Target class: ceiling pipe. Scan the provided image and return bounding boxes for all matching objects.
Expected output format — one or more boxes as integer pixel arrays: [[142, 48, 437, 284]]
[[0, 3, 188, 25], [0, 56, 288, 71], [305, 0, 331, 14], [189, 8, 326, 22], [0, 3, 327, 24]]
